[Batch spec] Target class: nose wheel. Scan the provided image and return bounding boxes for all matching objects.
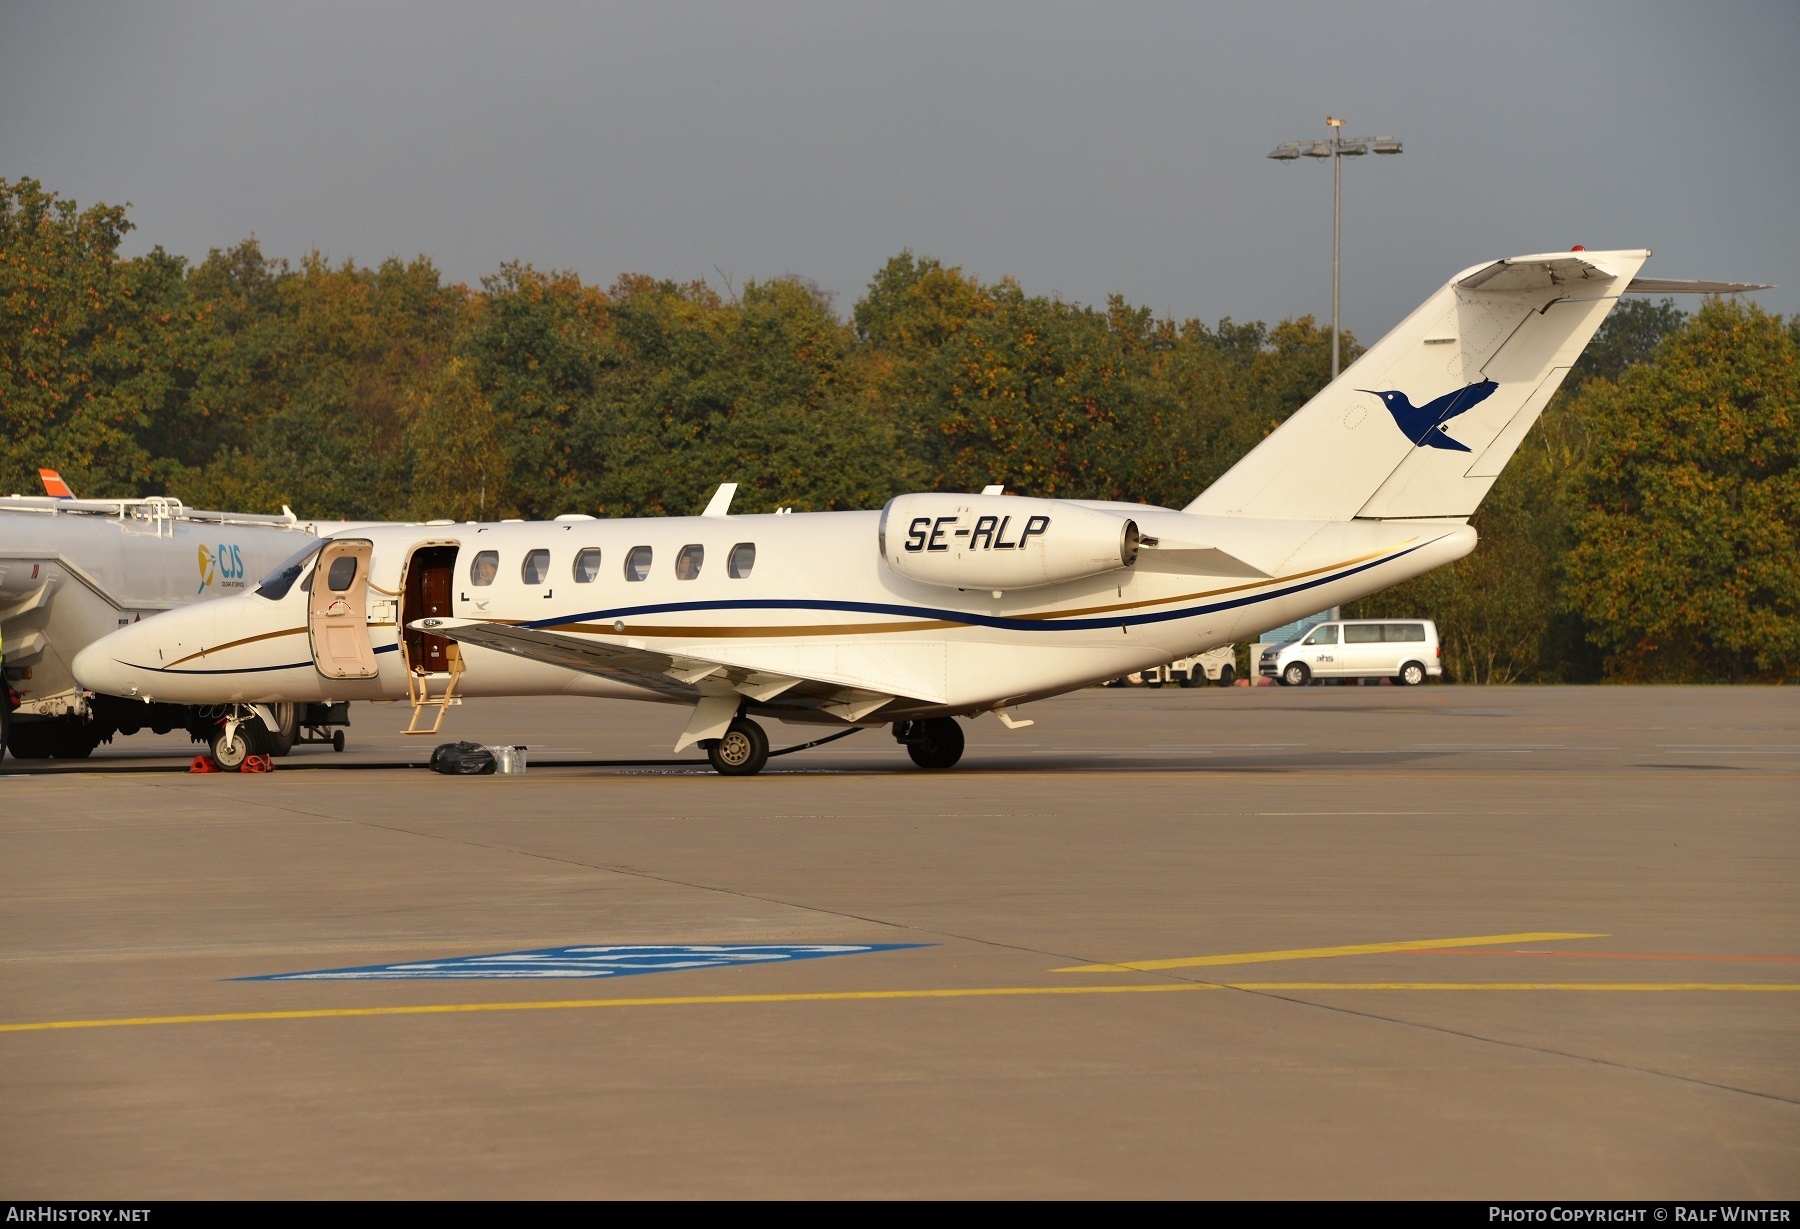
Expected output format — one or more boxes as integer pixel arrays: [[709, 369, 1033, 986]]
[[705, 718, 770, 776], [209, 712, 270, 770]]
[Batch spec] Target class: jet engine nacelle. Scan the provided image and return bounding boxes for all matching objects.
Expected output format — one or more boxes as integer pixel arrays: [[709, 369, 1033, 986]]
[[878, 493, 1139, 593]]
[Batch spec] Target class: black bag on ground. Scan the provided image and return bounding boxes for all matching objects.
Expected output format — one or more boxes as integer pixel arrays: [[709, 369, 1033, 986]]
[[430, 741, 497, 775]]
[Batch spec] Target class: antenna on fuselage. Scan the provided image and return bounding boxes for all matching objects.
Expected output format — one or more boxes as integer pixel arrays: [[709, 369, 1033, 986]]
[[701, 483, 738, 517]]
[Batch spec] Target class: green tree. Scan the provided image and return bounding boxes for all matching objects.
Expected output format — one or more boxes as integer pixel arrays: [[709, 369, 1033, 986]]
[[1565, 299, 1799, 682], [0, 178, 192, 496]]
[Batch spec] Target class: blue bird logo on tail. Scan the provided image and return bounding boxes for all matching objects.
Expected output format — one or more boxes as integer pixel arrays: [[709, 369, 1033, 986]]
[[1360, 380, 1499, 452]]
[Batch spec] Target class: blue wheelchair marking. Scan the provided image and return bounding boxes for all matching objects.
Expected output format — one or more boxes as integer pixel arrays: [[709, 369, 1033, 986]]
[[240, 942, 927, 981]]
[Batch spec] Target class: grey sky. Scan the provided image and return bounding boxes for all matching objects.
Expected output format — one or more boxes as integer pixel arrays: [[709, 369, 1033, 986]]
[[3, 2, 1795, 340]]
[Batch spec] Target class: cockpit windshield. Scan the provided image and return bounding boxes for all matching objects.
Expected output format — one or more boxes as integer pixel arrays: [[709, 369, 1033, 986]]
[[254, 541, 326, 601]]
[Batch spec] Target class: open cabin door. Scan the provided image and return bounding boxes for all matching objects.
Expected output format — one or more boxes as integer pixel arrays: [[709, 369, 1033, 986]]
[[308, 539, 379, 679], [400, 542, 464, 735], [401, 544, 459, 673]]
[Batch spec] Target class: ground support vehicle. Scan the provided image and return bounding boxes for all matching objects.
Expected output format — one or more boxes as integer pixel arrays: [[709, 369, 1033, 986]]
[[1122, 646, 1238, 688], [0, 494, 345, 762], [1259, 619, 1442, 687]]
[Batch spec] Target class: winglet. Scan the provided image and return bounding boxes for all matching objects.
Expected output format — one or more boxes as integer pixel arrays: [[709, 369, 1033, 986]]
[[701, 483, 738, 517], [38, 469, 75, 499]]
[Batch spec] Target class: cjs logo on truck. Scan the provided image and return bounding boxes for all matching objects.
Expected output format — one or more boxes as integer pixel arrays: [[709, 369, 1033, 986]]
[[197, 543, 248, 593]]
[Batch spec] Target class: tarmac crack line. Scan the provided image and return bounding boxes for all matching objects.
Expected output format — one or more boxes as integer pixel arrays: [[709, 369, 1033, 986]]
[[1150, 972, 1800, 1109]]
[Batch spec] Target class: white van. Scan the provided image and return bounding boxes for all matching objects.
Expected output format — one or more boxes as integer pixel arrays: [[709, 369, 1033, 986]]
[[1258, 620, 1441, 687]]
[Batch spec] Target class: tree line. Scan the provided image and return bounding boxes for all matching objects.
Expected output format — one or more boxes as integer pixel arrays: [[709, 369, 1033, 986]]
[[3, 177, 1794, 682]]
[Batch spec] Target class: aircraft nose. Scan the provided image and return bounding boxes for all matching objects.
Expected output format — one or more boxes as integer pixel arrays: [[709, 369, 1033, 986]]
[[72, 628, 147, 698]]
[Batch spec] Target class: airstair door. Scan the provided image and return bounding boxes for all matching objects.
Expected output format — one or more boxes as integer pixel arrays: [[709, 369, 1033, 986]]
[[309, 539, 379, 679], [401, 544, 459, 674]]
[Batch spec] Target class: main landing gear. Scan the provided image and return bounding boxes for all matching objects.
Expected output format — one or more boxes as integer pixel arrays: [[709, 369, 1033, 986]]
[[892, 717, 965, 770], [697, 714, 967, 776], [703, 718, 770, 777]]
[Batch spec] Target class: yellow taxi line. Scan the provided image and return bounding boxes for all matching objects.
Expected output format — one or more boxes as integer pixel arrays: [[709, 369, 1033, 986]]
[[1055, 931, 1607, 973], [3, 979, 1795, 1034]]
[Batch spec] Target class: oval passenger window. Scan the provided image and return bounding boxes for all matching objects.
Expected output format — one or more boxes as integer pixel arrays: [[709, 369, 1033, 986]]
[[469, 550, 499, 587], [675, 544, 704, 580], [624, 545, 653, 582], [728, 542, 756, 579], [573, 548, 602, 583], [327, 556, 358, 592], [521, 549, 550, 584]]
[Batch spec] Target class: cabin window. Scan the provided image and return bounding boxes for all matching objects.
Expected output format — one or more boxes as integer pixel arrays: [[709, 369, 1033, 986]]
[[469, 550, 499, 587], [1343, 624, 1382, 644], [573, 548, 603, 583], [675, 544, 704, 580], [521, 549, 551, 584], [728, 542, 756, 579], [624, 545, 653, 582], [1302, 624, 1337, 646], [326, 556, 358, 592]]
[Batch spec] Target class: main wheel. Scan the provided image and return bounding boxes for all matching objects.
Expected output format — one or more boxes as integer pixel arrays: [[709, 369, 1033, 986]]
[[1216, 665, 1236, 688], [209, 720, 267, 770], [907, 717, 965, 770], [1281, 662, 1311, 688], [6, 719, 52, 760], [1396, 660, 1426, 687], [49, 720, 95, 759], [267, 703, 299, 757], [706, 718, 769, 776]]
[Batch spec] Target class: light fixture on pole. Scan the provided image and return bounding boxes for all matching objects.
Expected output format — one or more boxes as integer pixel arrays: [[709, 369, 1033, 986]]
[[1268, 119, 1403, 380]]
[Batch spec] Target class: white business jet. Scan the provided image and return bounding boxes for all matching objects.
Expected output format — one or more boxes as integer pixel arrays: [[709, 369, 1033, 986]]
[[71, 250, 1764, 773]]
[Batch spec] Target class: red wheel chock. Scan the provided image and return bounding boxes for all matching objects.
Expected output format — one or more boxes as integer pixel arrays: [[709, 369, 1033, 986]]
[[189, 755, 223, 773]]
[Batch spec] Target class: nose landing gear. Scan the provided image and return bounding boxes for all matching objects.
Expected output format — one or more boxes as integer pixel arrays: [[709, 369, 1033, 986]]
[[208, 706, 273, 770]]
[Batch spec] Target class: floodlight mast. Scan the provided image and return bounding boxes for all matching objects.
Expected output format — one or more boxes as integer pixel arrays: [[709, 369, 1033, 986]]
[[1268, 119, 1403, 379]]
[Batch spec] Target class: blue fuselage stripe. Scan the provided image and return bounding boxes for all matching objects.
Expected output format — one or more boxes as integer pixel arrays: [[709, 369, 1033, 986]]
[[130, 642, 398, 675], [519, 544, 1425, 634]]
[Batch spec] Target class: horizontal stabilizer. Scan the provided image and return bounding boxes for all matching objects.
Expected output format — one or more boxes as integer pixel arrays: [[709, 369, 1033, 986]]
[[1626, 277, 1773, 295], [1455, 254, 1620, 292]]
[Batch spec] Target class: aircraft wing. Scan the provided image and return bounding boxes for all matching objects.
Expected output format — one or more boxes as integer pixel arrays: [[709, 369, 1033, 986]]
[[420, 618, 906, 747]]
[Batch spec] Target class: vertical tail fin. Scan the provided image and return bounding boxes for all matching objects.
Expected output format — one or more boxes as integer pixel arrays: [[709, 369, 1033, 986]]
[[38, 469, 75, 499], [1186, 249, 1650, 521]]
